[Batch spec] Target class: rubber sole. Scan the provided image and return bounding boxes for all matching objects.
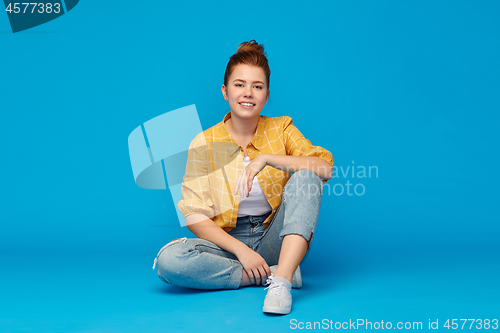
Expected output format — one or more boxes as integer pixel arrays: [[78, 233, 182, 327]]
[[262, 306, 291, 314]]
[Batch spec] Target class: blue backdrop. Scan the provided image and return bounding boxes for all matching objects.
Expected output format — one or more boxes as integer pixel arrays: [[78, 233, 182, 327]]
[[1, 1, 499, 332]]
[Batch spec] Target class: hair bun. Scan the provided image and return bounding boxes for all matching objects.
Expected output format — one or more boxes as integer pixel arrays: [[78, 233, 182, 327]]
[[236, 40, 266, 55], [224, 39, 271, 88]]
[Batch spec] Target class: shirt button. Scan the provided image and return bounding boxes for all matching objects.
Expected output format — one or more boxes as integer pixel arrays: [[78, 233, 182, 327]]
[[260, 179, 263, 182], [267, 194, 271, 197], [248, 149, 253, 153]]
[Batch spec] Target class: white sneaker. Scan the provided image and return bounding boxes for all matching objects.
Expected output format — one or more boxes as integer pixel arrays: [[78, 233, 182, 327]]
[[270, 265, 302, 289], [262, 275, 292, 314]]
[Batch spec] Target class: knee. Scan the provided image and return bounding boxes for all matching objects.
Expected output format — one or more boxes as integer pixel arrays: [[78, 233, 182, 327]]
[[292, 169, 322, 184], [156, 238, 190, 284], [284, 170, 323, 200]]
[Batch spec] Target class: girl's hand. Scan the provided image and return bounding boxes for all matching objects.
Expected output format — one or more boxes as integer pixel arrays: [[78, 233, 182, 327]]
[[234, 154, 267, 198], [235, 246, 271, 286]]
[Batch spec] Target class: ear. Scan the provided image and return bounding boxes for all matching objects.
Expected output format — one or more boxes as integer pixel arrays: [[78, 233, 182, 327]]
[[221, 85, 228, 100]]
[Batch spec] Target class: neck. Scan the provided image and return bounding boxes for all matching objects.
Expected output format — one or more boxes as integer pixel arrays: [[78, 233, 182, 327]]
[[227, 112, 259, 140]]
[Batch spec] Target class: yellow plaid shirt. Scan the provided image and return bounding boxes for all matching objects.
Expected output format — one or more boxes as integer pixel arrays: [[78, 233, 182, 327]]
[[178, 112, 334, 232]]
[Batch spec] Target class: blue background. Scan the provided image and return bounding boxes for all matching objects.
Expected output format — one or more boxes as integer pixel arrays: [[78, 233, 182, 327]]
[[1, 1, 499, 332]]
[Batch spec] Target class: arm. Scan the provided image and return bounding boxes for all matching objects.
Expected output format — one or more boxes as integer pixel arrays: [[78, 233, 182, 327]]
[[234, 154, 332, 198], [185, 214, 271, 285], [185, 214, 248, 256], [262, 154, 333, 180], [233, 115, 334, 197]]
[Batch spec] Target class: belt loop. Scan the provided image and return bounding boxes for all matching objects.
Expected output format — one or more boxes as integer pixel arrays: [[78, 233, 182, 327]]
[[249, 215, 257, 226]]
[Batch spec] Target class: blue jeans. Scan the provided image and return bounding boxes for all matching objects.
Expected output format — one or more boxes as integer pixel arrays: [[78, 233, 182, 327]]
[[154, 170, 323, 290]]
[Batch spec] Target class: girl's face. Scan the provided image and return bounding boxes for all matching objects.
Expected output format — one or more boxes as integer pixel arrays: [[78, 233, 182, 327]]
[[222, 64, 270, 120]]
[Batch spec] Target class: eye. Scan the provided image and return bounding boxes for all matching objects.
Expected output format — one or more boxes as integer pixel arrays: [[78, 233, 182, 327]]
[[255, 86, 263, 89], [235, 84, 243, 87]]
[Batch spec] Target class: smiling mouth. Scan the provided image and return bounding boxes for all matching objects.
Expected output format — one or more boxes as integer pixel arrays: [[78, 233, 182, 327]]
[[239, 102, 255, 107]]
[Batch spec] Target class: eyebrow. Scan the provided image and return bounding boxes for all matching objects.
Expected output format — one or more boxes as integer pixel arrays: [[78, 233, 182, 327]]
[[233, 79, 265, 85]]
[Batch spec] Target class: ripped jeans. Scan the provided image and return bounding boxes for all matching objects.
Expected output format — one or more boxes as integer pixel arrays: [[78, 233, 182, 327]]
[[152, 170, 324, 290]]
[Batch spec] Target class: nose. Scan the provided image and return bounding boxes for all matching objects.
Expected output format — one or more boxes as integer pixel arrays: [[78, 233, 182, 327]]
[[244, 85, 253, 98]]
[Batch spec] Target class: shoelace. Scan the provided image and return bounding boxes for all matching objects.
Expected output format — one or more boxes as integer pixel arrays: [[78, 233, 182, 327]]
[[264, 276, 288, 297], [264, 274, 274, 287]]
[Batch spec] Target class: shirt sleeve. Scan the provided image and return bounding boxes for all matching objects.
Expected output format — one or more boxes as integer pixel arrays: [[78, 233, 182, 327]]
[[282, 116, 334, 182], [177, 133, 215, 219]]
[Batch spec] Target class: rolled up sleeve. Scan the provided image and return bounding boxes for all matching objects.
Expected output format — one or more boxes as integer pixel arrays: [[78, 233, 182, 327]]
[[177, 133, 215, 219], [283, 117, 334, 182]]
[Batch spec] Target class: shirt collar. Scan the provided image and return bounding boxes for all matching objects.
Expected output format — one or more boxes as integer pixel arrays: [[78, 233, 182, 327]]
[[219, 112, 265, 155]]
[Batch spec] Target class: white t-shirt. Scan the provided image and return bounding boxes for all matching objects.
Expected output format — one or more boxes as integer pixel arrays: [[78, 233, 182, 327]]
[[237, 156, 273, 217]]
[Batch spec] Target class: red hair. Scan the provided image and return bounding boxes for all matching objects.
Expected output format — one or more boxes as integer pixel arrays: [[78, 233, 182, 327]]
[[224, 40, 271, 89]]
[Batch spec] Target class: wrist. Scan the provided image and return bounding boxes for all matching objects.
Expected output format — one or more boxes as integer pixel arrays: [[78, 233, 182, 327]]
[[233, 242, 251, 257], [258, 153, 269, 165]]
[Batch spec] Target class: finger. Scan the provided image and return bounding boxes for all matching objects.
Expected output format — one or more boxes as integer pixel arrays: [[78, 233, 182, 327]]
[[234, 171, 243, 195], [239, 175, 244, 198], [244, 175, 249, 197], [239, 176, 245, 198], [243, 175, 248, 197], [235, 173, 243, 197], [237, 169, 247, 196], [253, 268, 263, 286], [257, 267, 268, 285], [247, 175, 253, 194], [247, 173, 253, 196], [237, 172, 245, 198], [246, 269, 255, 285], [263, 264, 271, 277]]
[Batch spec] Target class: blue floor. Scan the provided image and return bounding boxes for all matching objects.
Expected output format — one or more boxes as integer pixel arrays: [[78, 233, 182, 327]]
[[2, 1, 499, 332], [1, 244, 498, 332]]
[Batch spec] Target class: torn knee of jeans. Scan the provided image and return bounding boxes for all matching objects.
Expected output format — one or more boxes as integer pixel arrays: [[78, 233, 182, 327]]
[[165, 237, 187, 248], [154, 237, 188, 267]]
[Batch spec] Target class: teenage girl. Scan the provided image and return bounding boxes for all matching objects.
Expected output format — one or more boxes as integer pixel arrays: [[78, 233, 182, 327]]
[[153, 40, 333, 315]]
